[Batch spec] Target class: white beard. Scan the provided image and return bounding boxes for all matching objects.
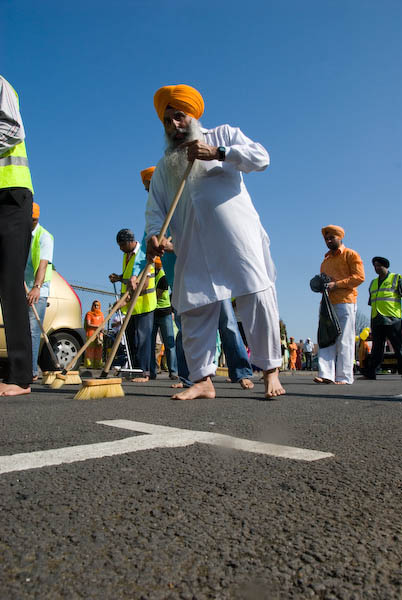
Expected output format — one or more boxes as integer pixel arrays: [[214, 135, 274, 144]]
[[164, 119, 207, 191]]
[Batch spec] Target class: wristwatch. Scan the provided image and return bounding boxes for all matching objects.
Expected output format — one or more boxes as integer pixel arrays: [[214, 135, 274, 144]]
[[33, 284, 41, 289], [217, 146, 226, 161]]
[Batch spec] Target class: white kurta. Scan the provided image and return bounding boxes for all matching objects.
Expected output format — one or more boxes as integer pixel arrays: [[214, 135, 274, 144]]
[[145, 124, 276, 315]]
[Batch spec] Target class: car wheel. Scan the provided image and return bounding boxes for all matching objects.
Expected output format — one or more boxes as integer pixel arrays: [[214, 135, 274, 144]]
[[39, 331, 82, 371]]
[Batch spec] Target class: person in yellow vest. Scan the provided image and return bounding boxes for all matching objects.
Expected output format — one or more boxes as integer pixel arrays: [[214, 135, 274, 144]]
[[150, 257, 178, 380], [24, 202, 54, 381], [109, 228, 156, 382], [360, 257, 402, 380], [0, 75, 34, 396]]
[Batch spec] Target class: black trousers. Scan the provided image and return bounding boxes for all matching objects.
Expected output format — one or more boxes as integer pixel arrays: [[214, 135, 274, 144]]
[[365, 319, 402, 377], [0, 187, 33, 386]]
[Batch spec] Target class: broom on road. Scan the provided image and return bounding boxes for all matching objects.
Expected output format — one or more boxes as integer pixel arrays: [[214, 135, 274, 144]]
[[74, 160, 194, 400], [49, 290, 131, 388], [24, 283, 62, 384]]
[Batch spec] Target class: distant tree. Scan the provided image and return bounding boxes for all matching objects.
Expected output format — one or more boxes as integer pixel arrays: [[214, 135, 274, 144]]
[[279, 319, 288, 341], [355, 309, 370, 334]]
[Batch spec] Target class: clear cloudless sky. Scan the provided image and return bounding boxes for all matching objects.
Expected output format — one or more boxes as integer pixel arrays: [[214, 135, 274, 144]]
[[2, 0, 401, 341]]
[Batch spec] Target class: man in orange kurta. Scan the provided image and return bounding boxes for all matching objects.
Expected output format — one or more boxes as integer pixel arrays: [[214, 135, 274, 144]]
[[314, 225, 365, 385], [288, 337, 298, 371]]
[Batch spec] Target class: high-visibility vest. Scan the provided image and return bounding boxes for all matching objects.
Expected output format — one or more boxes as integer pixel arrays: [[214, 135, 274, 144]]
[[121, 251, 156, 315], [30, 225, 53, 283], [369, 272, 402, 319], [0, 79, 33, 193], [155, 268, 171, 309]]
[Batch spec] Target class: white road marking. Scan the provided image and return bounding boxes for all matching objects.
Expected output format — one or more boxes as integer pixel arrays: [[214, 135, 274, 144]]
[[0, 420, 333, 475]]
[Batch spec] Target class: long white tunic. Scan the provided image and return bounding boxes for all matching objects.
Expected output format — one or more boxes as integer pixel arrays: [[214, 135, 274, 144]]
[[145, 124, 276, 314]]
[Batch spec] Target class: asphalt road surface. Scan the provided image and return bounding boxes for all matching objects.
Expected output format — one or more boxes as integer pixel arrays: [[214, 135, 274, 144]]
[[0, 372, 401, 599]]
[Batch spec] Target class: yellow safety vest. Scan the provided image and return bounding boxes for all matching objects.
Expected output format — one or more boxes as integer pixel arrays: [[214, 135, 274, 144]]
[[30, 225, 53, 283], [155, 268, 171, 309], [0, 79, 33, 193], [121, 252, 156, 315], [369, 272, 401, 319]]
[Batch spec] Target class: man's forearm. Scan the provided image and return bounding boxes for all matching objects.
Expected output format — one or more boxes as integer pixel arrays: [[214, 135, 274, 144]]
[[33, 260, 49, 288]]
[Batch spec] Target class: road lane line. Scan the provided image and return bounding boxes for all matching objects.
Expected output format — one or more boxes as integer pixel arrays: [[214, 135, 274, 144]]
[[0, 420, 333, 475], [98, 420, 334, 461]]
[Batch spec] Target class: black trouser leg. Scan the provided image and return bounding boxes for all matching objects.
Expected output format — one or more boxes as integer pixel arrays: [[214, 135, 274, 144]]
[[0, 188, 33, 386], [366, 325, 387, 378]]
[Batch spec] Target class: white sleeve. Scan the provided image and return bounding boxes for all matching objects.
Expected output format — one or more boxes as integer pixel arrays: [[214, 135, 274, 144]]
[[0, 77, 26, 155], [223, 125, 270, 173], [39, 230, 54, 263]]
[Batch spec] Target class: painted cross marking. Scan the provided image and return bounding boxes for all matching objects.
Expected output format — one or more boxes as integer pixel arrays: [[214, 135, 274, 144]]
[[0, 420, 333, 474]]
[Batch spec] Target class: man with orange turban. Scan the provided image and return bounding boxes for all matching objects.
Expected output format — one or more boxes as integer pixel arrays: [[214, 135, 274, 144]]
[[145, 84, 285, 401], [314, 225, 365, 385], [24, 202, 54, 381]]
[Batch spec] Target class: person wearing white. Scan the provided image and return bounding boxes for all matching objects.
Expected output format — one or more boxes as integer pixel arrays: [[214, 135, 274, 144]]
[[24, 203, 54, 380], [145, 84, 285, 400], [317, 303, 357, 383]]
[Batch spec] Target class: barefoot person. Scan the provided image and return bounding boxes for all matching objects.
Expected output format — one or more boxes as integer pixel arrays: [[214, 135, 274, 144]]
[[145, 84, 285, 400], [0, 75, 34, 397]]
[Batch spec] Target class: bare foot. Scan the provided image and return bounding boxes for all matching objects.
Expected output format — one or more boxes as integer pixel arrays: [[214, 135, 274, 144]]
[[171, 381, 184, 389], [131, 376, 150, 383], [239, 378, 254, 390], [172, 377, 215, 400], [0, 383, 31, 397], [263, 368, 286, 400], [335, 381, 348, 385], [313, 377, 333, 384]]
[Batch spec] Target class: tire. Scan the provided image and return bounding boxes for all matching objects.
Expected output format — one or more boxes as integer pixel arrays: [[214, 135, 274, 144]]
[[39, 331, 83, 371]]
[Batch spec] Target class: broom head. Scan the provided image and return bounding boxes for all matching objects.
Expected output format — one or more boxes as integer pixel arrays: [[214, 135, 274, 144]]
[[74, 378, 124, 400], [42, 371, 61, 385]]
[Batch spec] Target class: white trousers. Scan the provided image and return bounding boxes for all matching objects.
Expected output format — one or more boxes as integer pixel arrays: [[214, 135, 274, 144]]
[[181, 287, 282, 382], [318, 302, 356, 384]]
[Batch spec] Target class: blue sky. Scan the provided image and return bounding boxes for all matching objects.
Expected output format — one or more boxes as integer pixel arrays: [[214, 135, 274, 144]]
[[2, 0, 401, 341]]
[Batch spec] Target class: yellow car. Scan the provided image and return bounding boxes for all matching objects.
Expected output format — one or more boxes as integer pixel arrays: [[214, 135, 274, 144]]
[[0, 269, 85, 371]]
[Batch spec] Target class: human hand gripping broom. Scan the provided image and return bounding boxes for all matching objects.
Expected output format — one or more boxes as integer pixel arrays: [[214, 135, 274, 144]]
[[73, 159, 194, 400], [24, 282, 62, 383]]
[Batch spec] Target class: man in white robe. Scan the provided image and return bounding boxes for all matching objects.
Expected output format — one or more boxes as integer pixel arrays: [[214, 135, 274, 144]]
[[145, 84, 285, 400]]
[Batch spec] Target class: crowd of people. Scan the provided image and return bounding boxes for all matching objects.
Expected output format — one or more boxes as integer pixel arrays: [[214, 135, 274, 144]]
[[1, 75, 401, 398]]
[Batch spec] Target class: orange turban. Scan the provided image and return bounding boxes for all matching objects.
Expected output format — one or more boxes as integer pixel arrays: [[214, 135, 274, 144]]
[[322, 224, 345, 239], [32, 202, 40, 219], [140, 167, 156, 185], [154, 84, 204, 122]]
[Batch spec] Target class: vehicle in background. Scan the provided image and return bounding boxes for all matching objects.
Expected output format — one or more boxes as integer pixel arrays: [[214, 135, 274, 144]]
[[0, 269, 85, 372], [381, 341, 398, 373]]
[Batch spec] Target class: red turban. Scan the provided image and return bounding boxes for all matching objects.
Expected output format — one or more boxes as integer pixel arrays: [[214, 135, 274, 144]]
[[140, 167, 156, 185], [154, 84, 204, 122], [32, 202, 40, 219], [321, 225, 345, 239]]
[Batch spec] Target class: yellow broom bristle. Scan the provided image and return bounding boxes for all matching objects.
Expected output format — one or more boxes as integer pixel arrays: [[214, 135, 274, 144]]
[[42, 371, 62, 385], [64, 371, 82, 385], [74, 381, 124, 400], [50, 373, 67, 389]]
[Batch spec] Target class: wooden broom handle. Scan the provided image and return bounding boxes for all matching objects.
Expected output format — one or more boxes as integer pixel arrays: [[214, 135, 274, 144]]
[[102, 160, 194, 375], [24, 282, 61, 369], [61, 291, 130, 372]]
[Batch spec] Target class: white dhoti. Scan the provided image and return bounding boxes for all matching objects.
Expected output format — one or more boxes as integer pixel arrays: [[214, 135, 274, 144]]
[[318, 302, 356, 384], [181, 287, 282, 382]]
